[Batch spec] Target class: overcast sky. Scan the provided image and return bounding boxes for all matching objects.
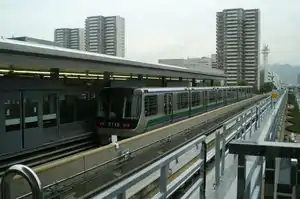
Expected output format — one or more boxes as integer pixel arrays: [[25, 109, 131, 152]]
[[1, 0, 300, 65]]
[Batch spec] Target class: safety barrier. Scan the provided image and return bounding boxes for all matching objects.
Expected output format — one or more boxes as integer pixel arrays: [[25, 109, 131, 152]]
[[229, 90, 294, 199]]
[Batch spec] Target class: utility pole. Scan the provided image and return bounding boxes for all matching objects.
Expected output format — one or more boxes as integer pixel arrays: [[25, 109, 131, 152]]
[[258, 44, 270, 90]]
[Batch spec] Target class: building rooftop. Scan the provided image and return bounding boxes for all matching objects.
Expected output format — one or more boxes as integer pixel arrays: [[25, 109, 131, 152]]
[[8, 36, 62, 47]]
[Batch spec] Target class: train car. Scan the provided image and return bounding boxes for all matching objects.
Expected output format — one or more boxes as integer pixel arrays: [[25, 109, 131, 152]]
[[95, 86, 252, 141]]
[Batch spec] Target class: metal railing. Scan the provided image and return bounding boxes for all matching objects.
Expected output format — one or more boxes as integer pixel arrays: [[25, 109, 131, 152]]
[[85, 135, 207, 199], [208, 93, 272, 198], [1, 164, 43, 199], [229, 90, 290, 199]]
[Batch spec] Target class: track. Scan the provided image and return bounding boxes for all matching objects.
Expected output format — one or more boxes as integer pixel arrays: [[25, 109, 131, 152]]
[[0, 133, 98, 176], [35, 96, 266, 199]]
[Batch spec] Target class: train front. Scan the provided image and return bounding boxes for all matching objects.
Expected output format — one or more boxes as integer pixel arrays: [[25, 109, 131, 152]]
[[95, 87, 143, 144]]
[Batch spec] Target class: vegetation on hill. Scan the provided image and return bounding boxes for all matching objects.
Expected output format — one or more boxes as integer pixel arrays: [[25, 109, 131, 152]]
[[286, 94, 300, 133]]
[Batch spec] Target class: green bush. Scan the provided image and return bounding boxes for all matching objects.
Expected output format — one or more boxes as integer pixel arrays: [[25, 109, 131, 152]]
[[286, 94, 300, 133]]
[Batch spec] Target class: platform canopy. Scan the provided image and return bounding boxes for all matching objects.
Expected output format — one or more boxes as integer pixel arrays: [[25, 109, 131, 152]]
[[0, 38, 226, 80]]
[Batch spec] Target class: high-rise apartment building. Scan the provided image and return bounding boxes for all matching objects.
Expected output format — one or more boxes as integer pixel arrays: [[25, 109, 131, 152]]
[[216, 8, 260, 86], [85, 15, 125, 57], [54, 28, 85, 50], [211, 54, 217, 68]]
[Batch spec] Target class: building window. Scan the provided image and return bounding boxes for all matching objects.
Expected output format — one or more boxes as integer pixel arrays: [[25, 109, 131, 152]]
[[177, 93, 189, 109], [144, 95, 158, 116]]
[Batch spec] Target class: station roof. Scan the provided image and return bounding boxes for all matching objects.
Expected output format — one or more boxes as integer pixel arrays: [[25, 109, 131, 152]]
[[0, 39, 226, 80]]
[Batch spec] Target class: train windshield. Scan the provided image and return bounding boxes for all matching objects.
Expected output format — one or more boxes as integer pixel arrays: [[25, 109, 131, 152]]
[[98, 88, 141, 120]]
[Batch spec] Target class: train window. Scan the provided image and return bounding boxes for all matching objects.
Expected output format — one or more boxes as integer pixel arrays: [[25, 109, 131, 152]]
[[144, 95, 158, 116], [59, 94, 76, 124], [4, 98, 21, 132], [98, 88, 140, 120], [43, 93, 57, 128], [24, 97, 39, 129], [177, 93, 188, 109], [130, 94, 142, 119], [192, 92, 201, 107], [124, 94, 141, 119]]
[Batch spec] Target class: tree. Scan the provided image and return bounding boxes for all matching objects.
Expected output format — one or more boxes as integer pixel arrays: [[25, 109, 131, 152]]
[[213, 81, 221, 86], [261, 82, 276, 93], [237, 80, 248, 86]]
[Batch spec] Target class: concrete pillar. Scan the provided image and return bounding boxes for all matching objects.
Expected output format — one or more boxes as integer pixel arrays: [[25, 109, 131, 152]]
[[138, 74, 143, 81], [264, 157, 275, 198], [161, 76, 167, 87], [192, 78, 197, 87], [50, 68, 59, 80], [103, 71, 111, 87], [237, 155, 247, 199]]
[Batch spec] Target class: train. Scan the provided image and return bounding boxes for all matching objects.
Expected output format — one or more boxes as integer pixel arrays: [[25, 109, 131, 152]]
[[95, 86, 253, 141]]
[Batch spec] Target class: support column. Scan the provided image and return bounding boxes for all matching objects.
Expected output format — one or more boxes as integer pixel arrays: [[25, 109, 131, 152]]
[[221, 126, 226, 176], [214, 130, 221, 188], [297, 158, 300, 197], [200, 140, 207, 199], [160, 165, 168, 197], [50, 68, 59, 80], [138, 74, 143, 81], [264, 157, 275, 198], [192, 78, 197, 87], [161, 76, 167, 87], [103, 71, 111, 87], [210, 79, 214, 86], [237, 155, 247, 199]]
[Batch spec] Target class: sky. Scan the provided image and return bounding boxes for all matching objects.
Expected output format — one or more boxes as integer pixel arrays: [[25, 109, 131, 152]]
[[1, 0, 300, 65]]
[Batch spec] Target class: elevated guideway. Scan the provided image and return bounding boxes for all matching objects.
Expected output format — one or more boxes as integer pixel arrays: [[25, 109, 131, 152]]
[[1, 93, 272, 199]]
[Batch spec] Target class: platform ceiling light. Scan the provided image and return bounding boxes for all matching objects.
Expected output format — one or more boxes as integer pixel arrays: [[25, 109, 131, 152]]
[[59, 72, 103, 77], [113, 77, 127, 81], [78, 76, 99, 80], [148, 77, 160, 80], [112, 75, 131, 78], [13, 70, 50, 74], [0, 69, 10, 73]]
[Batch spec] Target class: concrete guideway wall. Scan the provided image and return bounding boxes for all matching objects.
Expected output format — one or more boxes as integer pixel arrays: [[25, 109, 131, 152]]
[[10, 94, 268, 198]]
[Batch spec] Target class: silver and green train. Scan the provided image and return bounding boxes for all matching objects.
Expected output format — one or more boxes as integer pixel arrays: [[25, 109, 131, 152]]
[[96, 86, 252, 139]]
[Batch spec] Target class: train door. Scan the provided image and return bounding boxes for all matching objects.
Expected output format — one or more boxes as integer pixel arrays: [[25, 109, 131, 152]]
[[164, 93, 173, 123], [42, 92, 59, 144], [0, 91, 23, 155], [22, 91, 44, 149]]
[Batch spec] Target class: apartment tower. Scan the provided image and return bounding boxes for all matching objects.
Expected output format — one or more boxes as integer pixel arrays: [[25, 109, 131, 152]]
[[216, 8, 260, 86], [85, 15, 125, 57], [54, 28, 85, 50]]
